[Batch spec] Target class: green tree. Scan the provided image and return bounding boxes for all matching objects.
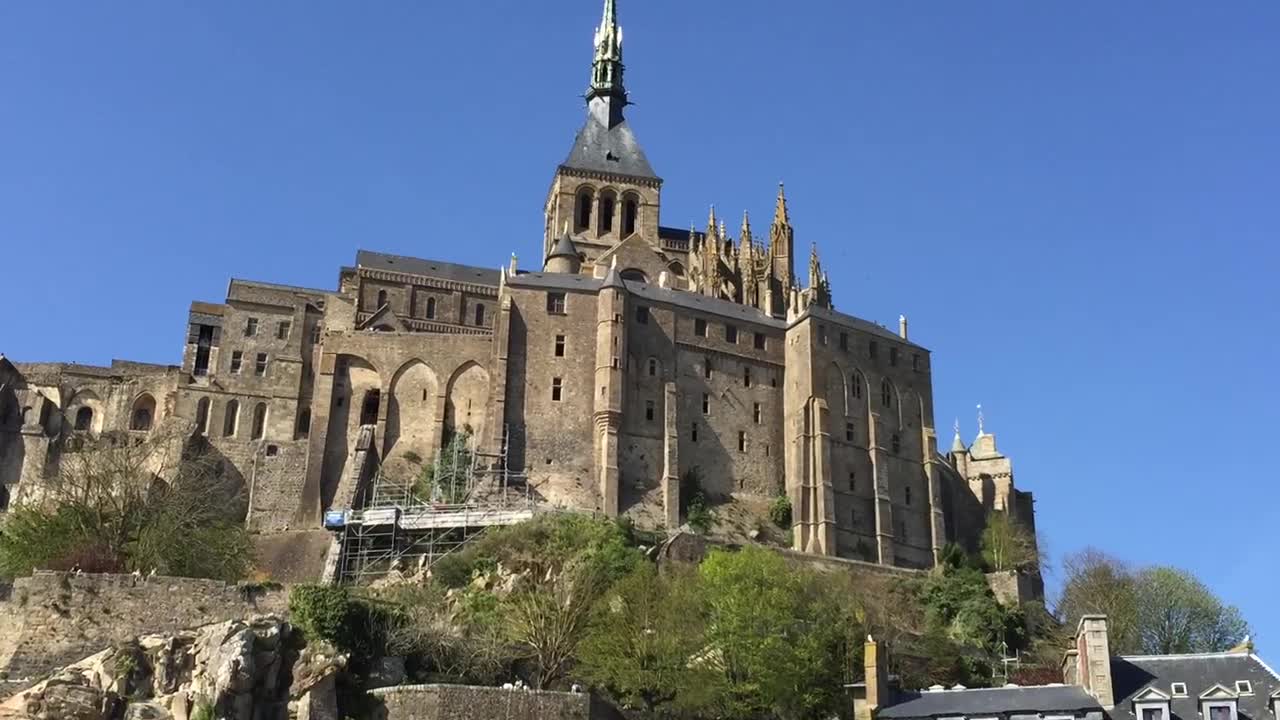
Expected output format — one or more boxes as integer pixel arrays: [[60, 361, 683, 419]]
[[1134, 566, 1249, 654], [696, 546, 849, 719], [577, 564, 712, 713], [0, 431, 251, 581], [979, 511, 1037, 572], [416, 431, 473, 503]]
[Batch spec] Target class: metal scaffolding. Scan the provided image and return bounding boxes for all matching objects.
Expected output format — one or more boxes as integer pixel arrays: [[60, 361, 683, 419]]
[[328, 425, 535, 585]]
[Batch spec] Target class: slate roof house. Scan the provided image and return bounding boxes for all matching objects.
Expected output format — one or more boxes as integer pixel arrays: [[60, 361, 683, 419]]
[[857, 616, 1279, 720]]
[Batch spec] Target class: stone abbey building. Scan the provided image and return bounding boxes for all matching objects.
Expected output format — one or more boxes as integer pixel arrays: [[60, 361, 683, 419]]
[[0, 0, 1035, 570]]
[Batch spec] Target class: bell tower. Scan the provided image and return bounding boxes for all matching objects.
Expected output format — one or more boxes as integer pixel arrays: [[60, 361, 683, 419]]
[[544, 0, 663, 272]]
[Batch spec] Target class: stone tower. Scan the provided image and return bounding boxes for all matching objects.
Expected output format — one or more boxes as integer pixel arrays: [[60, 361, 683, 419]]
[[593, 262, 628, 517], [543, 0, 663, 272]]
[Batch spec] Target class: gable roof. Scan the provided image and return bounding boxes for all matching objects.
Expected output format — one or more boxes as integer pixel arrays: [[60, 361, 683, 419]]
[[356, 250, 500, 287], [561, 117, 657, 180], [1110, 653, 1280, 720], [1133, 686, 1172, 702], [878, 685, 1101, 719]]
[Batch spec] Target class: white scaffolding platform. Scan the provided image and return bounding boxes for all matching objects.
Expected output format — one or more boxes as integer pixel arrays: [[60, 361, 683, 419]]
[[327, 425, 534, 585]]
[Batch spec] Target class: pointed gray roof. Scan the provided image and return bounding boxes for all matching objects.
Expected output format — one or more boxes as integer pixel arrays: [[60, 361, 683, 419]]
[[950, 431, 966, 454], [601, 264, 627, 290], [548, 230, 579, 260], [561, 113, 657, 180]]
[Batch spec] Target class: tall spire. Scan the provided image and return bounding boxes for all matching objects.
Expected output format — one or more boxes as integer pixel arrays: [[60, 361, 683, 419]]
[[773, 182, 790, 226], [769, 182, 795, 292], [587, 0, 627, 126]]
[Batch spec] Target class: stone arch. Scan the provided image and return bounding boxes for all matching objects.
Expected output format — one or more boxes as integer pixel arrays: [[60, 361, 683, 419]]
[[668, 260, 685, 278], [251, 402, 268, 440], [67, 388, 103, 434], [223, 399, 240, 438], [131, 393, 157, 431], [619, 268, 648, 284], [194, 397, 211, 435], [824, 362, 847, 417], [621, 191, 640, 237], [598, 187, 617, 235], [880, 378, 902, 428], [385, 359, 439, 458], [445, 361, 489, 443], [320, 355, 380, 509], [575, 186, 595, 232]]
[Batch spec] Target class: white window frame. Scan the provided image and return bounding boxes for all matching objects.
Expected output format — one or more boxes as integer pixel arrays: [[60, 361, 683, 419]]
[[1135, 701, 1169, 720], [1171, 684, 1188, 697], [1202, 700, 1238, 720], [1235, 681, 1253, 696]]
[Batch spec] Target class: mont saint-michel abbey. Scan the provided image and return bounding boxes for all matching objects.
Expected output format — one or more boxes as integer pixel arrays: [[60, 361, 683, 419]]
[[0, 0, 1036, 574]]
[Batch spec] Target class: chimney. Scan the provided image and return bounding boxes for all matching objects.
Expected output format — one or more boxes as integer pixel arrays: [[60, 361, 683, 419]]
[[898, 314, 908, 340], [1068, 615, 1115, 709], [857, 635, 890, 720]]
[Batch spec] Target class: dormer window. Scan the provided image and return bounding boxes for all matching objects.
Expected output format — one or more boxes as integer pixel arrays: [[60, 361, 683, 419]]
[[1133, 685, 1172, 720], [1171, 683, 1188, 697], [1200, 683, 1240, 720], [1234, 681, 1252, 696]]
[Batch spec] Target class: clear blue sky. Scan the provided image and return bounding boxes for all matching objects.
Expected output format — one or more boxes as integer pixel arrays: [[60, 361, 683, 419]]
[[2, 2, 1276, 644]]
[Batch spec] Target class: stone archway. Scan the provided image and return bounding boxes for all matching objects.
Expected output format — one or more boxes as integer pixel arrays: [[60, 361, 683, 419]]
[[445, 362, 489, 444], [385, 360, 439, 459]]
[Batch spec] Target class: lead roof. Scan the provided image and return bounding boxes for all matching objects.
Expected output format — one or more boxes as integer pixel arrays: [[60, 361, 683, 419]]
[[561, 116, 657, 180], [356, 250, 500, 287], [877, 685, 1102, 719], [1109, 653, 1280, 720]]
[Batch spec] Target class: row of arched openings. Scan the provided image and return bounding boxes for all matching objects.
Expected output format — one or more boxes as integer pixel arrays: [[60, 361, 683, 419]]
[[66, 394, 156, 434], [575, 187, 639, 237], [193, 397, 268, 440]]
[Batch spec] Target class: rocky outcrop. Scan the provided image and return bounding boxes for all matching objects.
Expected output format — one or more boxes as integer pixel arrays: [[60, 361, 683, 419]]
[[0, 572, 289, 699], [0, 618, 342, 720]]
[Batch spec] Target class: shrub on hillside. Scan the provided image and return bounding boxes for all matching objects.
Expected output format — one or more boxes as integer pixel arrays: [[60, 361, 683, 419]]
[[0, 431, 251, 581]]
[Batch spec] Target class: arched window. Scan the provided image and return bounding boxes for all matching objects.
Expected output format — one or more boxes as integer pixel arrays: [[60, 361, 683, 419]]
[[622, 196, 639, 236], [620, 268, 648, 284], [223, 400, 240, 438], [194, 397, 210, 435], [851, 371, 864, 400], [647, 358, 658, 377], [598, 190, 616, 234], [296, 408, 311, 439], [891, 434, 901, 454], [426, 297, 436, 319], [74, 407, 93, 432], [0, 484, 8, 511], [131, 394, 156, 431], [376, 289, 388, 309], [360, 390, 381, 426], [881, 379, 894, 408], [575, 189, 594, 231], [474, 304, 486, 326], [251, 402, 268, 440], [409, 292, 418, 317]]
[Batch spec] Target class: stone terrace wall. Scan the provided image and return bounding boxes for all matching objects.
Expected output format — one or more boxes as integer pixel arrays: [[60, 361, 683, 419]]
[[0, 572, 289, 699], [371, 684, 591, 720]]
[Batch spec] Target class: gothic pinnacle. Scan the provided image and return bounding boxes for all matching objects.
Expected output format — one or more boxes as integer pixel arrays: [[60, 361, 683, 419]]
[[773, 182, 790, 226]]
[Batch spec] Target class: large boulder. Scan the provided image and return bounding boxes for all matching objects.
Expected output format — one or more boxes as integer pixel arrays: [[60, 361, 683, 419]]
[[0, 618, 326, 720]]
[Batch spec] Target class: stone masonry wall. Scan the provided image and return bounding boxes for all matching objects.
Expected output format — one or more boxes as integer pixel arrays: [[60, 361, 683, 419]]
[[371, 684, 591, 720], [0, 572, 289, 700]]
